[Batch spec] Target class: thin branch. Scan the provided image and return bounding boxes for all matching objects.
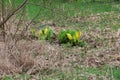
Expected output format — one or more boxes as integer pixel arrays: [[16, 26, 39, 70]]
[[26, 11, 40, 28], [20, 11, 40, 38], [1, 0, 5, 42], [0, 0, 28, 27]]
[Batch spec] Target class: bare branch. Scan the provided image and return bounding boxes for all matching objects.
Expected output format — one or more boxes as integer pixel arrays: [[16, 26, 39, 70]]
[[1, 0, 5, 42], [0, 0, 28, 27], [20, 11, 40, 38]]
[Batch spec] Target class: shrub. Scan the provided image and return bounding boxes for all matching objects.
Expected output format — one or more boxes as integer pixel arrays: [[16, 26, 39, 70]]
[[58, 29, 84, 46], [30, 28, 86, 47], [31, 27, 55, 42], [57, 30, 69, 44]]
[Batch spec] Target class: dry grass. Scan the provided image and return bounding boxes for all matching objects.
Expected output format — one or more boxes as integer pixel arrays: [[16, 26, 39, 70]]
[[0, 27, 119, 75], [0, 12, 120, 79]]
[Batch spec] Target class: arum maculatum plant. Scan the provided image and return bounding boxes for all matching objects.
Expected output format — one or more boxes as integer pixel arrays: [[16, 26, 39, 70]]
[[58, 29, 85, 47], [30, 27, 85, 47], [30, 27, 55, 42]]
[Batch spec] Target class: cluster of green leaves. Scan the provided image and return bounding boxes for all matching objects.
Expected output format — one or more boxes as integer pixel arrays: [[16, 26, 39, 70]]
[[58, 29, 86, 46], [31, 27, 54, 42], [31, 27, 86, 47]]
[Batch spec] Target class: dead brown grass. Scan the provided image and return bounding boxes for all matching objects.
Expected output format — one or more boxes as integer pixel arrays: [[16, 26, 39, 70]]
[[0, 26, 120, 77], [0, 12, 120, 79]]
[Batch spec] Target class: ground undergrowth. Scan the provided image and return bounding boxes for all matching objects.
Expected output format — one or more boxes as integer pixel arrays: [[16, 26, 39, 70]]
[[0, 0, 120, 80]]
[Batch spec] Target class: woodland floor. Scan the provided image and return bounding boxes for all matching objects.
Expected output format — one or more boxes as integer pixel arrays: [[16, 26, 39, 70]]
[[0, 9, 120, 80]]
